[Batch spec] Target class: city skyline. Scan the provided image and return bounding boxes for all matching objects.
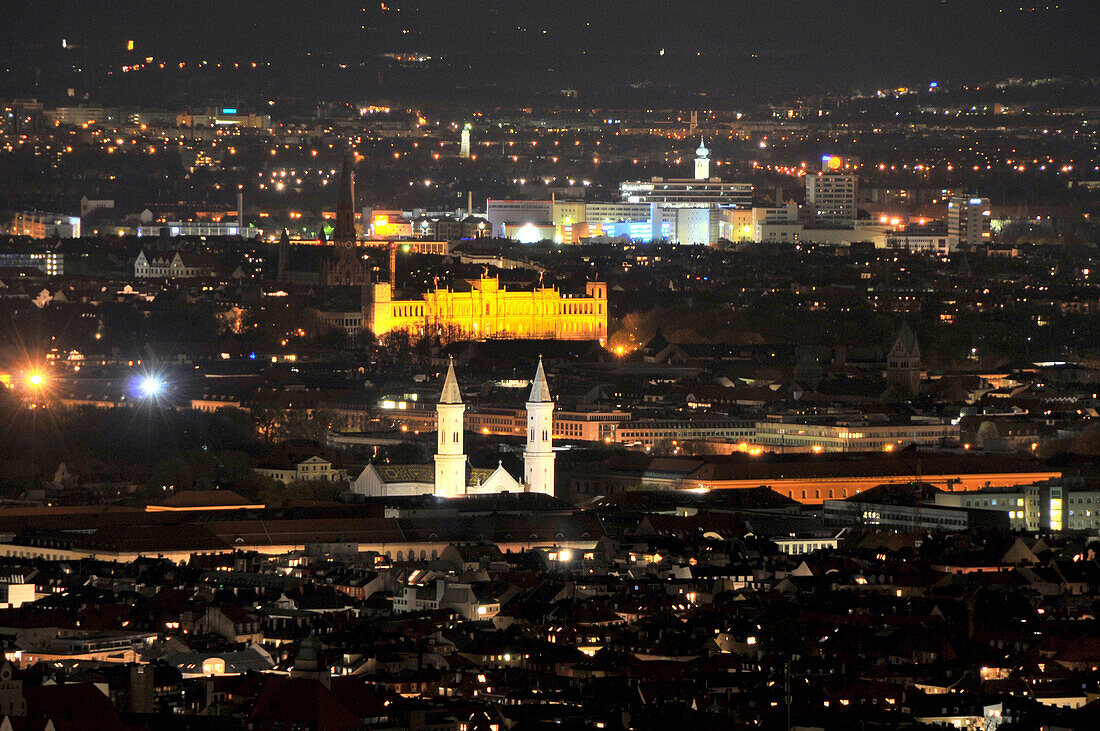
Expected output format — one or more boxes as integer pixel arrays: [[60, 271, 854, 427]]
[[1, 3, 1100, 729]]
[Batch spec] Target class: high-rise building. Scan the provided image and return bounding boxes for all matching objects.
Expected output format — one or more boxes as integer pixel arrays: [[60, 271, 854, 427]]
[[806, 156, 858, 225], [947, 195, 991, 249]]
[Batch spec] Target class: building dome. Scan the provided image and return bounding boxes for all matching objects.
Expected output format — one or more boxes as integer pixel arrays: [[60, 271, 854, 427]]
[[695, 140, 709, 158]]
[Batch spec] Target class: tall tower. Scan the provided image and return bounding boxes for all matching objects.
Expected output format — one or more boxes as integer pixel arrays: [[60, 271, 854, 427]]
[[460, 123, 471, 159], [321, 154, 368, 286], [333, 154, 356, 244], [524, 358, 555, 496], [434, 358, 466, 497], [694, 139, 710, 181], [276, 228, 289, 282]]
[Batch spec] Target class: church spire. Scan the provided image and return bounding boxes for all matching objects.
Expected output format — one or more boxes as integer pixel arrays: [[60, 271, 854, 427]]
[[524, 358, 555, 496], [277, 228, 289, 282], [440, 357, 462, 404], [528, 356, 552, 403], [333, 153, 356, 245]]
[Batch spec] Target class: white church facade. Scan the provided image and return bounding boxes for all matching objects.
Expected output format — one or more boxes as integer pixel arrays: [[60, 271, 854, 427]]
[[352, 359, 556, 498]]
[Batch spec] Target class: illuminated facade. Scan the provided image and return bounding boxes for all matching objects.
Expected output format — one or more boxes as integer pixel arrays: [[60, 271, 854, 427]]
[[353, 361, 556, 498], [947, 195, 991, 248], [806, 155, 858, 225], [368, 277, 607, 342]]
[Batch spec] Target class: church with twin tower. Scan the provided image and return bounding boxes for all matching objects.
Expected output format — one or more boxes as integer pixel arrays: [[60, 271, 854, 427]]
[[434, 358, 555, 497], [353, 359, 555, 498]]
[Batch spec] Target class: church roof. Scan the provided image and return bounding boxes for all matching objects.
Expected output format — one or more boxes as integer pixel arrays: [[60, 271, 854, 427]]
[[371, 463, 512, 489], [373, 464, 433, 484], [892, 321, 918, 355], [528, 358, 552, 403], [440, 358, 462, 404]]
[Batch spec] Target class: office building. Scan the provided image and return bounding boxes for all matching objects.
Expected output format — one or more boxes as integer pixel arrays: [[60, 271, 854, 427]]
[[0, 251, 63, 276], [947, 196, 991, 248], [619, 179, 752, 208], [11, 212, 80, 239], [806, 156, 858, 225], [136, 222, 259, 239]]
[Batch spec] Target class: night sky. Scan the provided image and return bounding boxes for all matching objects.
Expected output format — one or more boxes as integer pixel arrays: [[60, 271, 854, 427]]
[[1, 1, 1096, 100]]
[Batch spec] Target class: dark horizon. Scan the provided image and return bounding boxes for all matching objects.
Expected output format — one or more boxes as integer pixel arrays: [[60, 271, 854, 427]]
[[2, 0, 1096, 104]]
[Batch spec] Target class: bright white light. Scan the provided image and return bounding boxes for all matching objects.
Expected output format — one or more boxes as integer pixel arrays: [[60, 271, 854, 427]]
[[516, 222, 541, 244], [139, 376, 165, 397]]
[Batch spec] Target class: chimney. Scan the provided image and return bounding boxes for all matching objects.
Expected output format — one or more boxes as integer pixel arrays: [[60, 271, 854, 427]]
[[237, 191, 244, 228]]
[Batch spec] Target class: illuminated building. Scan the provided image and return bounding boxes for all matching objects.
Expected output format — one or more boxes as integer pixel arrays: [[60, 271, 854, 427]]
[[0, 251, 63, 276], [353, 361, 558, 497], [460, 122, 471, 158], [886, 231, 952, 254], [614, 418, 756, 449], [368, 277, 607, 342], [134, 250, 217, 278], [377, 402, 628, 442], [368, 210, 413, 238], [694, 139, 710, 180], [618, 179, 752, 208], [11, 211, 80, 239], [752, 415, 954, 454], [175, 109, 271, 128], [136, 222, 258, 239], [718, 208, 754, 242], [434, 359, 467, 497], [523, 359, 556, 496], [806, 156, 858, 225], [934, 480, 1100, 533], [485, 199, 553, 238], [947, 195, 991, 248]]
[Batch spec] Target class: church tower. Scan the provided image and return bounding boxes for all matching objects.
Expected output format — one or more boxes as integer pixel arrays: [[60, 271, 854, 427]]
[[321, 154, 368, 286], [434, 358, 466, 497], [276, 228, 289, 282], [694, 138, 710, 181], [886, 322, 922, 396], [333, 154, 356, 244], [524, 358, 555, 496]]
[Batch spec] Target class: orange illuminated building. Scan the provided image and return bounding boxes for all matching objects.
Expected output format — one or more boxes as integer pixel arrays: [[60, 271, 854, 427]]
[[570, 452, 1061, 506], [368, 277, 608, 342], [687, 453, 1060, 505]]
